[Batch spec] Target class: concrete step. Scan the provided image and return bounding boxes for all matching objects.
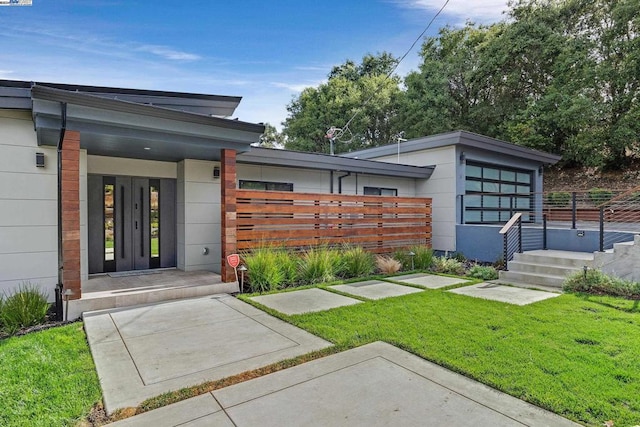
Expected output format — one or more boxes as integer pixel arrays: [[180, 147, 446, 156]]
[[513, 250, 594, 269], [506, 261, 582, 278], [498, 270, 566, 288], [67, 281, 239, 320]]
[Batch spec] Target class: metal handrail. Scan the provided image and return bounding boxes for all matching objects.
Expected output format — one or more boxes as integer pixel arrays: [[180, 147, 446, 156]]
[[499, 213, 522, 270]]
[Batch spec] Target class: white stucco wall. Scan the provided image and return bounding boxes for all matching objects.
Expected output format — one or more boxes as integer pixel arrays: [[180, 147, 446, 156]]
[[372, 147, 457, 252], [177, 159, 221, 273], [87, 155, 177, 178], [0, 110, 58, 299], [236, 163, 415, 196], [237, 164, 331, 193]]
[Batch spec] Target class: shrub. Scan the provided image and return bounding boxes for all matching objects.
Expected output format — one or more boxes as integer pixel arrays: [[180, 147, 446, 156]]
[[244, 247, 284, 293], [467, 265, 499, 280], [412, 246, 434, 270], [274, 249, 299, 287], [341, 245, 375, 278], [588, 188, 613, 205], [376, 255, 402, 274], [393, 245, 433, 271], [392, 249, 411, 271], [563, 269, 640, 298], [0, 282, 50, 335], [452, 252, 467, 263], [431, 256, 465, 276], [547, 191, 571, 207], [299, 246, 341, 284]]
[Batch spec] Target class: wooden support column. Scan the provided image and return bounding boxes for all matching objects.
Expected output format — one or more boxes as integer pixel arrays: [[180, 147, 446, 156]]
[[61, 131, 81, 299], [220, 149, 237, 283]]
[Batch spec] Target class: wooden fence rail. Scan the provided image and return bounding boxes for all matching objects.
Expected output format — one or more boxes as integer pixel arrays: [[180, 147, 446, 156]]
[[236, 189, 432, 253]]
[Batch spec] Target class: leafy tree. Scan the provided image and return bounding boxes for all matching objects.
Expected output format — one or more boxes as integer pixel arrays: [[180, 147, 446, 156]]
[[282, 0, 639, 169], [283, 52, 404, 154], [256, 123, 285, 148]]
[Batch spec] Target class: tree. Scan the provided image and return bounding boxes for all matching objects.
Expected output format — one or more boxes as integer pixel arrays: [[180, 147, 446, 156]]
[[283, 52, 404, 154], [256, 123, 285, 148], [400, 0, 640, 168], [398, 23, 528, 139]]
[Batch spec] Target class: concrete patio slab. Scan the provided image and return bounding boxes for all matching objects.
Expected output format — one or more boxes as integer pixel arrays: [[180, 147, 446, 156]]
[[249, 288, 362, 315], [331, 280, 423, 300], [448, 283, 560, 306], [389, 273, 470, 289], [111, 341, 579, 427], [83, 294, 331, 413]]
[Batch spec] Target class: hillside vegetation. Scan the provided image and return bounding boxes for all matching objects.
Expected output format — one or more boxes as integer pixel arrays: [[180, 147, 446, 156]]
[[276, 0, 639, 172]]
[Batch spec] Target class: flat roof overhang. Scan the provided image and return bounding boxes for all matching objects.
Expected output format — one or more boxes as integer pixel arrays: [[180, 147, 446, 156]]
[[31, 85, 265, 162], [2, 79, 242, 116], [343, 130, 562, 165], [239, 147, 435, 179]]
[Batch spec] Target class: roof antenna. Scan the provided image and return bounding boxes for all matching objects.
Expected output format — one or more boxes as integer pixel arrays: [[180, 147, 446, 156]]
[[325, 126, 354, 155]]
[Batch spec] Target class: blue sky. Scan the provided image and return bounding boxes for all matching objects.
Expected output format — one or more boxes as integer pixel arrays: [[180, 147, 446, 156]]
[[0, 1, 508, 129]]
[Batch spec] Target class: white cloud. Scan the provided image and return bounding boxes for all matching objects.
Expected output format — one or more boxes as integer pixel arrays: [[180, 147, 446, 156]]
[[136, 44, 201, 61], [0, 69, 14, 77], [270, 81, 324, 93], [395, 0, 509, 23]]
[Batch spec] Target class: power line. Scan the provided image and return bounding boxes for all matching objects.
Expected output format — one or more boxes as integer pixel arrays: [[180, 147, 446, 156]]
[[328, 0, 451, 146]]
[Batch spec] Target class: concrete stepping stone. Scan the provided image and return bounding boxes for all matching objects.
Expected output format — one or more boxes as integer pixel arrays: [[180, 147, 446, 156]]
[[448, 283, 560, 306], [389, 273, 469, 289], [250, 288, 362, 315], [331, 280, 423, 300]]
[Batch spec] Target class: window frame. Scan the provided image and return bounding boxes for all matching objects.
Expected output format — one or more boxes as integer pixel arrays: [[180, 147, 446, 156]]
[[363, 186, 398, 197], [239, 180, 294, 192]]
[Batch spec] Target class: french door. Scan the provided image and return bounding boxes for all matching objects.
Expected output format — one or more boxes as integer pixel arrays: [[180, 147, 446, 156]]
[[88, 175, 176, 274]]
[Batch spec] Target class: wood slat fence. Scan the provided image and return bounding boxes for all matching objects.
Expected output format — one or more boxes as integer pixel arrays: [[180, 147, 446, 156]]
[[236, 189, 432, 253]]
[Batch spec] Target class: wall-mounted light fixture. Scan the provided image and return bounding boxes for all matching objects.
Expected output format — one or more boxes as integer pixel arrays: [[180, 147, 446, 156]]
[[538, 165, 544, 174], [459, 151, 466, 164], [213, 166, 220, 179], [36, 152, 45, 168]]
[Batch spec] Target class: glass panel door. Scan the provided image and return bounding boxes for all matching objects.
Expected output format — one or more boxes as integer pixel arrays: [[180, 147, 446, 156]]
[[149, 179, 160, 269], [103, 177, 116, 272]]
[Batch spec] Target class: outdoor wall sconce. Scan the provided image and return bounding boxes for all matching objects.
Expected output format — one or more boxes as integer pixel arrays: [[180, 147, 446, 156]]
[[36, 152, 45, 168], [459, 152, 466, 164], [213, 166, 220, 179], [539, 165, 544, 174]]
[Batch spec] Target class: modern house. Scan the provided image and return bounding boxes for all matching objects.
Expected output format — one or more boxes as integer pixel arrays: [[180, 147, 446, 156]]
[[0, 79, 563, 313]]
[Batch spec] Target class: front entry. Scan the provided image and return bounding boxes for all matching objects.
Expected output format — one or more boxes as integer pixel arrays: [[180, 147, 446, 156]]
[[88, 175, 177, 274]]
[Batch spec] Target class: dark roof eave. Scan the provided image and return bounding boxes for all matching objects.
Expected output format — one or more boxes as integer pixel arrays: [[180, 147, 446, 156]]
[[1, 78, 242, 103], [30, 85, 265, 134], [239, 147, 435, 179]]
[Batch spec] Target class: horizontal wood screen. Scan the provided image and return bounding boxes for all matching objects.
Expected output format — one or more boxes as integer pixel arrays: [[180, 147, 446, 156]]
[[236, 189, 432, 253]]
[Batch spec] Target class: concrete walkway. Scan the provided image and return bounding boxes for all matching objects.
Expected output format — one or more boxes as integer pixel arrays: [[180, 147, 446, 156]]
[[83, 294, 331, 413], [110, 341, 580, 427]]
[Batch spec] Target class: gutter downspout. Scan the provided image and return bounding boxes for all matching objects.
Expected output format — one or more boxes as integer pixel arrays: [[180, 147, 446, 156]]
[[55, 102, 67, 321], [337, 172, 351, 194], [330, 170, 334, 194]]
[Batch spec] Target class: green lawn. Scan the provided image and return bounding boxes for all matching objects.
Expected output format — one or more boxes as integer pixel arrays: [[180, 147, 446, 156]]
[[248, 288, 640, 426], [0, 323, 101, 426]]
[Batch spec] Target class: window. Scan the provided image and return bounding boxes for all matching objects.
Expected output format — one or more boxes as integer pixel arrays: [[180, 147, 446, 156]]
[[464, 162, 533, 224], [239, 180, 293, 191], [363, 186, 398, 196]]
